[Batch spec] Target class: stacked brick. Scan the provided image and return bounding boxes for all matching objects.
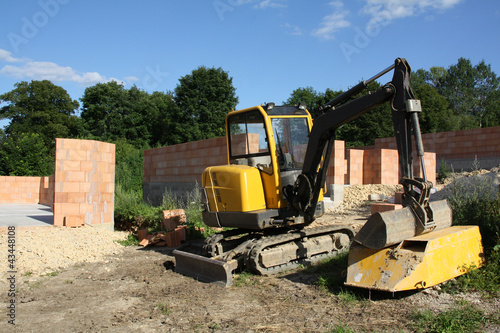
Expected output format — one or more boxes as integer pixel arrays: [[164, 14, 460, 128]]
[[53, 139, 115, 230], [138, 209, 187, 247]]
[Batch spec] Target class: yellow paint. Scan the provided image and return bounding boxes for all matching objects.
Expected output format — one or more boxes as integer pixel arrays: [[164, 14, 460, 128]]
[[346, 225, 485, 292]]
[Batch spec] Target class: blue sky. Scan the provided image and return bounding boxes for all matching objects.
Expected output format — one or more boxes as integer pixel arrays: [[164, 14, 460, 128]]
[[1, 0, 499, 130]]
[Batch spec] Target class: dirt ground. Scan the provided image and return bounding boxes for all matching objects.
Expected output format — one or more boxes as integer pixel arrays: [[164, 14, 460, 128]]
[[0, 209, 498, 332], [1, 181, 499, 332]]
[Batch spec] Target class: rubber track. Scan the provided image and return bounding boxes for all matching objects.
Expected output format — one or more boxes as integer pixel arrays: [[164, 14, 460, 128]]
[[203, 229, 254, 257], [246, 225, 355, 276]]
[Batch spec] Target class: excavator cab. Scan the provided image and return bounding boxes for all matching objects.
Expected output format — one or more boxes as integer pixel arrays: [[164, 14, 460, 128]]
[[201, 104, 324, 230]]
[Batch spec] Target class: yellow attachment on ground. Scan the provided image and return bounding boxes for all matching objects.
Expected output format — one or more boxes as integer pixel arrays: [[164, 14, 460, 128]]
[[202, 165, 267, 212], [345, 225, 485, 292]]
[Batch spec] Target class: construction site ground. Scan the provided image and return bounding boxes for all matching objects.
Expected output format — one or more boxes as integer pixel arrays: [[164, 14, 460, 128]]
[[1, 182, 499, 332]]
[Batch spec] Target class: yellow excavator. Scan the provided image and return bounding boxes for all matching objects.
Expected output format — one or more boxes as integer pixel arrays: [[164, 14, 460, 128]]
[[173, 58, 484, 290]]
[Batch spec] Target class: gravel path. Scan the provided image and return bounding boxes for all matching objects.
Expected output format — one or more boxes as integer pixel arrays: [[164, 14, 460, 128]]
[[0, 226, 128, 277]]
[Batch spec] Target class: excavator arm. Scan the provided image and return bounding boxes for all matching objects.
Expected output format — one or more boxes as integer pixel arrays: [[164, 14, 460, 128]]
[[287, 58, 435, 233]]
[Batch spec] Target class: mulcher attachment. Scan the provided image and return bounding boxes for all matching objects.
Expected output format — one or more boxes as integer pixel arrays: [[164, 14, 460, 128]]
[[346, 225, 484, 292]]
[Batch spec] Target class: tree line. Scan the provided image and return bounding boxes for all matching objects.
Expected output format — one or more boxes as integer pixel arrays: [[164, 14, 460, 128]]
[[0, 58, 498, 191]]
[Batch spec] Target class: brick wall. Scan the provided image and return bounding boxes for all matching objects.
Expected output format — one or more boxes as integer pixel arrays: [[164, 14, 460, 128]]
[[53, 139, 115, 230], [143, 137, 422, 203], [375, 126, 500, 171], [0, 176, 53, 204], [143, 137, 227, 203], [326, 140, 346, 185]]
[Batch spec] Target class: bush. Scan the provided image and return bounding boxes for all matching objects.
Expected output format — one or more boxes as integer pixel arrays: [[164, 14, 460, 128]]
[[114, 183, 215, 238], [114, 185, 164, 232], [444, 173, 500, 296], [436, 159, 451, 184], [447, 174, 500, 249]]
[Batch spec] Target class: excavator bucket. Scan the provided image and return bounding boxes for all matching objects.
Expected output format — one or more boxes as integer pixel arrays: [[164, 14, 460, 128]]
[[354, 199, 453, 249], [345, 225, 484, 292], [173, 250, 239, 287]]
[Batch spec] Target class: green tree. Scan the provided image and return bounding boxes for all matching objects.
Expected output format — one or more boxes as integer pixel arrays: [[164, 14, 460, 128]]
[[286, 83, 393, 147], [80, 82, 179, 148], [114, 139, 144, 192], [173, 66, 238, 143], [432, 58, 499, 128], [285, 87, 342, 117], [144, 90, 178, 146], [0, 132, 54, 176], [0, 80, 80, 148], [412, 83, 474, 133], [80, 82, 139, 145]]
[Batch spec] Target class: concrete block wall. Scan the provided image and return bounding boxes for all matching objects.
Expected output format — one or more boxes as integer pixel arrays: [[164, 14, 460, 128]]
[[375, 126, 500, 171], [53, 139, 115, 230], [0, 176, 53, 204]]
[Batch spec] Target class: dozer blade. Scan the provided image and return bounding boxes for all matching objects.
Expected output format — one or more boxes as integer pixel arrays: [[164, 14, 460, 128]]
[[173, 250, 239, 287], [354, 199, 452, 249], [345, 225, 484, 292]]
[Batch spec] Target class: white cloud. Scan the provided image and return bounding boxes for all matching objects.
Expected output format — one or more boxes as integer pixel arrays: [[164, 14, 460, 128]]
[[0, 49, 23, 63], [0, 49, 125, 86], [124, 76, 139, 83], [362, 0, 463, 27], [254, 0, 287, 9], [283, 23, 302, 36], [312, 1, 351, 40]]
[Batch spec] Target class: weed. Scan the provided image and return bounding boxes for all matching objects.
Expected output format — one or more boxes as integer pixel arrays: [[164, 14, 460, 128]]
[[156, 303, 172, 315], [412, 302, 487, 333], [45, 271, 57, 277], [64, 280, 72, 284], [116, 233, 140, 246], [447, 173, 500, 249], [24, 271, 33, 277], [437, 159, 451, 184], [442, 245, 500, 296], [303, 252, 350, 294], [233, 271, 254, 287], [114, 182, 215, 238], [336, 288, 360, 304], [327, 324, 356, 333], [28, 281, 42, 290]]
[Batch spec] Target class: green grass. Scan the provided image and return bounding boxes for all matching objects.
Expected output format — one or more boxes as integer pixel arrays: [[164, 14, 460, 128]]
[[326, 324, 357, 333], [441, 245, 500, 296], [411, 302, 489, 333], [233, 271, 254, 287], [116, 233, 140, 246], [156, 303, 172, 315], [303, 252, 350, 293]]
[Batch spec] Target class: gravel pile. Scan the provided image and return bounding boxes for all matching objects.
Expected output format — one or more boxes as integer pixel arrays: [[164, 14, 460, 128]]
[[0, 226, 128, 277], [332, 184, 402, 214]]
